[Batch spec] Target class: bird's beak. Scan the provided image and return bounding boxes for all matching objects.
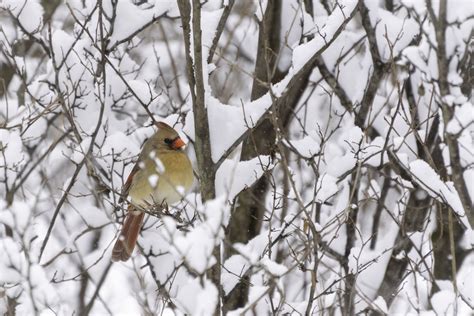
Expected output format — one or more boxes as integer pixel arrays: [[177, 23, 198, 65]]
[[171, 137, 186, 150]]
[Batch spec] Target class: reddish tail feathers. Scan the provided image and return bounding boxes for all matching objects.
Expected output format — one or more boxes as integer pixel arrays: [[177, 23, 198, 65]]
[[111, 208, 145, 262]]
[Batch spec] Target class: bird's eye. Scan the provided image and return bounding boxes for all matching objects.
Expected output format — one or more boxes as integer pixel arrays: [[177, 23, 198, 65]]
[[164, 138, 173, 145]]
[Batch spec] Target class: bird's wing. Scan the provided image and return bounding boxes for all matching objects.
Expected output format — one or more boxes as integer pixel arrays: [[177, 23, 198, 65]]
[[120, 162, 140, 202], [120, 133, 153, 199]]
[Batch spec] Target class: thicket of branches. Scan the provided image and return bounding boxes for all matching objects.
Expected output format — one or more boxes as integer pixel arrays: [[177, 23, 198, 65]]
[[0, 0, 472, 315]]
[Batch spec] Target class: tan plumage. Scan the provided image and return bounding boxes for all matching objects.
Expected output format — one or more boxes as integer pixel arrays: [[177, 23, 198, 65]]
[[111, 122, 193, 262]]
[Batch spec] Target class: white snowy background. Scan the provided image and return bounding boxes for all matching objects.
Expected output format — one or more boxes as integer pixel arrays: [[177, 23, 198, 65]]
[[0, 0, 472, 315]]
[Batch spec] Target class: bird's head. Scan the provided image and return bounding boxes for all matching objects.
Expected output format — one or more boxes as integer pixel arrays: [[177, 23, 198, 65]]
[[148, 121, 186, 152]]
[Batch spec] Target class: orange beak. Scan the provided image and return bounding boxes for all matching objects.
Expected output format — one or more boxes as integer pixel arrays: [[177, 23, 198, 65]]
[[171, 137, 186, 150]]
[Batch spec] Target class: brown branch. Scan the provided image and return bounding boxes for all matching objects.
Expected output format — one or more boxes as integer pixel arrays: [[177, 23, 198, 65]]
[[6, 4, 50, 56], [83, 262, 113, 315], [355, 0, 387, 128], [106, 13, 169, 53], [66, 4, 158, 122], [38, 2, 108, 261], [315, 57, 353, 113], [178, 0, 221, 313], [38, 161, 84, 262], [217, 2, 358, 168], [427, 0, 473, 225], [11, 128, 71, 196], [207, 0, 235, 64]]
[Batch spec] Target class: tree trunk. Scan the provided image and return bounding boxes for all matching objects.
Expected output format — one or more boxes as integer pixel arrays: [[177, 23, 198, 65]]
[[223, 0, 282, 311]]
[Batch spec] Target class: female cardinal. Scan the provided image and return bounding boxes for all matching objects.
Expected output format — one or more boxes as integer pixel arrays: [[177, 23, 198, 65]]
[[111, 121, 194, 262]]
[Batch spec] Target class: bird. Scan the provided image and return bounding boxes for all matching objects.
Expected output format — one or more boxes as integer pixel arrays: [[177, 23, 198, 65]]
[[111, 121, 194, 262]]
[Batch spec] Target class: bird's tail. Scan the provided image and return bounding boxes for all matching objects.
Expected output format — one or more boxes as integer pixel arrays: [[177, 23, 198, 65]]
[[111, 206, 145, 262]]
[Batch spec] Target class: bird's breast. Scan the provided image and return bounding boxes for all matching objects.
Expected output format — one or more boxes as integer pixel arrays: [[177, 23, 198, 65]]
[[129, 151, 193, 207]]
